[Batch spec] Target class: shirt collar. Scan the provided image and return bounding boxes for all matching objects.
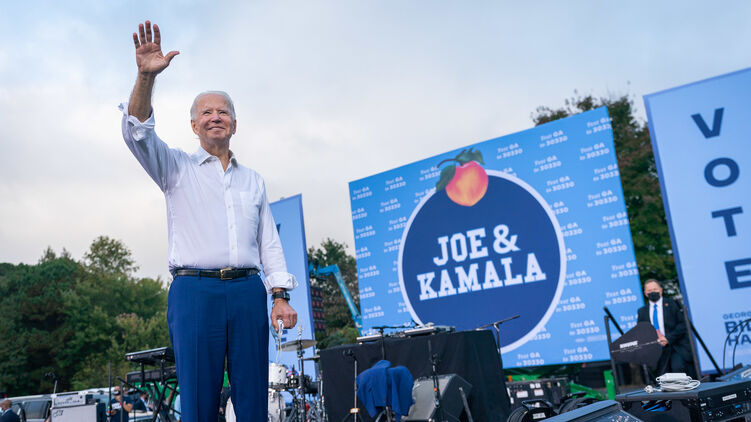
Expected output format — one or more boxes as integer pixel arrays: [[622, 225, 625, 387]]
[[650, 297, 663, 307], [190, 146, 238, 167]]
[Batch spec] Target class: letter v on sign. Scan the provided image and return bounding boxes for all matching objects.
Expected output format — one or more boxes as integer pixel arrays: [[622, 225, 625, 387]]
[[691, 108, 724, 138]]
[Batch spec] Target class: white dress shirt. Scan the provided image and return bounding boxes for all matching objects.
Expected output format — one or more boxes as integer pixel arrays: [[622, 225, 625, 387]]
[[120, 103, 297, 293], [648, 297, 665, 333]]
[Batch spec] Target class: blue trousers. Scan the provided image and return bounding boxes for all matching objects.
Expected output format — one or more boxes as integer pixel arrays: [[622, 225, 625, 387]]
[[167, 273, 269, 422]]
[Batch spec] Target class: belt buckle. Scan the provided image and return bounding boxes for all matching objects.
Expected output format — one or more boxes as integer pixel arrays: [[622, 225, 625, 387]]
[[220, 267, 234, 281]]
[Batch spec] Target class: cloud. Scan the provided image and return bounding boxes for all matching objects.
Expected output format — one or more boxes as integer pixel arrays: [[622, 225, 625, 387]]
[[2, 1, 751, 281]]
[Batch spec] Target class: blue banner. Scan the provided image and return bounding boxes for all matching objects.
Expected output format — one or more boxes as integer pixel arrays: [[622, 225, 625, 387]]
[[645, 68, 751, 373], [349, 107, 643, 367], [269, 195, 316, 378]]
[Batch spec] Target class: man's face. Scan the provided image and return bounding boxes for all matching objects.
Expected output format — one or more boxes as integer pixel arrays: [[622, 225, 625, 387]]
[[644, 281, 663, 298], [190, 94, 237, 146], [113, 387, 121, 396]]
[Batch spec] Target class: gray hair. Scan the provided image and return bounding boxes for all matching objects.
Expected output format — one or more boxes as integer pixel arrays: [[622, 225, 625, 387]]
[[190, 91, 236, 120], [644, 279, 662, 288]]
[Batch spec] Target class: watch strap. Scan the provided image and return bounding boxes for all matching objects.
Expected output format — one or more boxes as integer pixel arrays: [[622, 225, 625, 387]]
[[271, 290, 290, 301]]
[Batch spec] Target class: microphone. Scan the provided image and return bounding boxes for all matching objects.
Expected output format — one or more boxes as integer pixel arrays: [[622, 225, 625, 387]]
[[343, 349, 357, 361]]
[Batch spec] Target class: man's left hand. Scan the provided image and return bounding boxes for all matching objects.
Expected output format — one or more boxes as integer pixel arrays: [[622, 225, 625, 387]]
[[271, 300, 297, 332]]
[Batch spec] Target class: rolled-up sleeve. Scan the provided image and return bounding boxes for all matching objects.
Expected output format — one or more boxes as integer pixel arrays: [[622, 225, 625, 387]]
[[119, 102, 179, 192], [256, 176, 298, 293]]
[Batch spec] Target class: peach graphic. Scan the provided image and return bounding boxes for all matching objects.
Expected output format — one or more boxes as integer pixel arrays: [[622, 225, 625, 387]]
[[435, 148, 489, 206]]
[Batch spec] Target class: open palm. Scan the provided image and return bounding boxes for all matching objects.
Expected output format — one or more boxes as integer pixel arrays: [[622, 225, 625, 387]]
[[132, 21, 179, 74]]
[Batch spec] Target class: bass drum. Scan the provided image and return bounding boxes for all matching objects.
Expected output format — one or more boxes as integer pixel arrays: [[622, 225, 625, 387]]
[[268, 388, 285, 422]]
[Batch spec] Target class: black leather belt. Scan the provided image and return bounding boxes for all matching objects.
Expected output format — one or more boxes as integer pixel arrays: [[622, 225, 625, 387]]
[[174, 267, 259, 281]]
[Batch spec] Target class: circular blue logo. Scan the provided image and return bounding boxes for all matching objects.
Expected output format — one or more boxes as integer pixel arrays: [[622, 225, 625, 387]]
[[398, 170, 566, 352]]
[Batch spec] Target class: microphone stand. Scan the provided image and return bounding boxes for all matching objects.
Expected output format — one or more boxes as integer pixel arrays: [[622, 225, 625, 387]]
[[477, 314, 520, 366], [372, 323, 412, 360], [428, 339, 445, 422], [602, 306, 624, 335], [344, 349, 360, 422]]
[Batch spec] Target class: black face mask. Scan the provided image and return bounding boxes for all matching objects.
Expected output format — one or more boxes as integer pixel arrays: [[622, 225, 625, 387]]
[[647, 292, 661, 302]]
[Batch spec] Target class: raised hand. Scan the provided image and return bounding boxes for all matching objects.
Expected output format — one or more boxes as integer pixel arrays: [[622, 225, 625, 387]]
[[132, 20, 179, 75]]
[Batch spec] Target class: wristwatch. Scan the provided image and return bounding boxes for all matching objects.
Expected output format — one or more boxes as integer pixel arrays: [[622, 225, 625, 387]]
[[271, 290, 290, 301]]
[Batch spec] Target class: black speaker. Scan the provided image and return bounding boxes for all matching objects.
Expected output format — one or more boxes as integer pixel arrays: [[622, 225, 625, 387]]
[[545, 400, 642, 421], [616, 380, 751, 421], [403, 374, 472, 422]]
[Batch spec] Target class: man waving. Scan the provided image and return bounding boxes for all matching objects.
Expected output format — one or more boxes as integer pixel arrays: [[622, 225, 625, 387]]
[[121, 21, 298, 422]]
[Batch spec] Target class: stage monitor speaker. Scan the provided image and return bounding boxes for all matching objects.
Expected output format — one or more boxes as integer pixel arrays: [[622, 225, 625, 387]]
[[616, 380, 751, 421], [546, 400, 643, 421], [403, 374, 472, 422], [50, 402, 105, 422]]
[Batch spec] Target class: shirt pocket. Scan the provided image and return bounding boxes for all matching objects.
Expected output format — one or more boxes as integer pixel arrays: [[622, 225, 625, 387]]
[[240, 191, 259, 220]]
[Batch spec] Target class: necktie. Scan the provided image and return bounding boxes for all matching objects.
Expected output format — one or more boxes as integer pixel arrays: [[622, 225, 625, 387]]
[[653, 303, 660, 331]]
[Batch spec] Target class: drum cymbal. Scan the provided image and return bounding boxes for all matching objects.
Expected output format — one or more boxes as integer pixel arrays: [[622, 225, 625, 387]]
[[280, 339, 317, 351]]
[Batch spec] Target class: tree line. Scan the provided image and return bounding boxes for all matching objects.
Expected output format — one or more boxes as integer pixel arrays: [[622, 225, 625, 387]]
[[0, 236, 169, 396]]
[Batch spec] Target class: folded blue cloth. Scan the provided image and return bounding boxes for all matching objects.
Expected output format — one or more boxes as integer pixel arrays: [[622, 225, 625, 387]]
[[356, 360, 414, 421], [387, 365, 414, 420]]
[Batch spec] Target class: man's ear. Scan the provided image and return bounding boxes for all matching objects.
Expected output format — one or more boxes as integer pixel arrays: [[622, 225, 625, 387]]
[[191, 120, 199, 135], [232, 119, 237, 135]]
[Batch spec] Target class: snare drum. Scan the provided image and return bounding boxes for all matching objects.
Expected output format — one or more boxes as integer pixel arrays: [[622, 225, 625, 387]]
[[268, 362, 288, 389]]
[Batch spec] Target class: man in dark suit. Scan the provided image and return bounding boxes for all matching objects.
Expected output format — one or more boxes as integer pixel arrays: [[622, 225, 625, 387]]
[[637, 279, 695, 377], [0, 399, 20, 422]]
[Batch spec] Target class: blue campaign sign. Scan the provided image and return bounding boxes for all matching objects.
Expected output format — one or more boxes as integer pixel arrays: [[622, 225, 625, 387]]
[[399, 171, 566, 351], [350, 107, 644, 366], [644, 68, 751, 373], [269, 195, 316, 378]]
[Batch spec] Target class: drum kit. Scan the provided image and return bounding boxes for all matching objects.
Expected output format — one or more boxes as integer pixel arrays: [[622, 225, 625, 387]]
[[268, 324, 328, 422]]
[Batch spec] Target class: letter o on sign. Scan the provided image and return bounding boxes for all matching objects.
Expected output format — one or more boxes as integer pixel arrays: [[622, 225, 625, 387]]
[[704, 157, 739, 187]]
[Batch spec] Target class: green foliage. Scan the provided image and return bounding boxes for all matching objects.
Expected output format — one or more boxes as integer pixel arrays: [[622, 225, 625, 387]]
[[0, 237, 169, 396], [316, 326, 359, 349], [308, 238, 360, 345], [532, 93, 678, 295], [83, 235, 139, 276]]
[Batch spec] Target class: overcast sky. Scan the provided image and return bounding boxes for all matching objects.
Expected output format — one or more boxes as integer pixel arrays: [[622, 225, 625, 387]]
[[1, 1, 749, 281]]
